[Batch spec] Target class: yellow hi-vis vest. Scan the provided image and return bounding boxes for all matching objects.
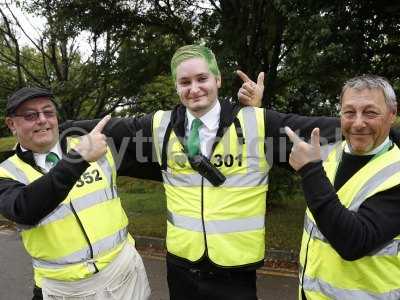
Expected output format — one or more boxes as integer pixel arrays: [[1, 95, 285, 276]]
[[0, 139, 130, 287], [299, 142, 400, 300], [152, 107, 269, 266]]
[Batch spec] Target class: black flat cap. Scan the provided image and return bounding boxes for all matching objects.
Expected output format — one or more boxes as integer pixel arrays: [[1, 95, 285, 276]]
[[6, 87, 54, 116]]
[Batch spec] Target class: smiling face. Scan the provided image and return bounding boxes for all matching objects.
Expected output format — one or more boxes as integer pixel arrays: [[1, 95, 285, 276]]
[[6, 97, 59, 153], [340, 88, 396, 154], [175, 57, 221, 117]]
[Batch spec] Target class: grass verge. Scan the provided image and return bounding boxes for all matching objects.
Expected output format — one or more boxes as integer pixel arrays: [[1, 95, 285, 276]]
[[119, 177, 305, 253]]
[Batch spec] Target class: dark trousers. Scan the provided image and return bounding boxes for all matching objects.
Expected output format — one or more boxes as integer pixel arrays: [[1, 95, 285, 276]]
[[167, 261, 258, 300], [32, 286, 43, 300]]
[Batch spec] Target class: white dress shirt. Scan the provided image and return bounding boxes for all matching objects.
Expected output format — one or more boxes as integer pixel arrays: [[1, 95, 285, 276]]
[[21, 143, 62, 173], [186, 100, 221, 158]]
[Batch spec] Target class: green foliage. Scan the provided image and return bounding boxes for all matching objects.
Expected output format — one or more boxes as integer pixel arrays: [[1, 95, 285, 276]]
[[0, 136, 16, 161], [1, 0, 398, 123], [115, 32, 178, 101], [0, 136, 16, 152], [268, 167, 303, 205], [278, 0, 400, 114], [121, 75, 178, 116]]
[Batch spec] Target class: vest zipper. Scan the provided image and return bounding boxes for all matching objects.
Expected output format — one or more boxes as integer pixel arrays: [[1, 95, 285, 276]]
[[69, 202, 99, 273], [200, 177, 209, 257]]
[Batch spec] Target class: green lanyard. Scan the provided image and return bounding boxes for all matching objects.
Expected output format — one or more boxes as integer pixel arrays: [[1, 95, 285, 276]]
[[369, 140, 393, 162], [335, 140, 393, 178]]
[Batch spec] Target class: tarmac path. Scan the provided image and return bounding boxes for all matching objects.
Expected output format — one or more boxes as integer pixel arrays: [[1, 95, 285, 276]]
[[0, 229, 298, 300]]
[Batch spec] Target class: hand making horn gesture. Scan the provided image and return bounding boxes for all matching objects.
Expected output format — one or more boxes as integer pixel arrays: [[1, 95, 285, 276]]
[[237, 70, 264, 107], [75, 115, 111, 162], [284, 126, 321, 171]]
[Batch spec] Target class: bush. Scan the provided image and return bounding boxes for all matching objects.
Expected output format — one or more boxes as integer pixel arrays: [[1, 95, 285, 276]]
[[267, 166, 302, 206]]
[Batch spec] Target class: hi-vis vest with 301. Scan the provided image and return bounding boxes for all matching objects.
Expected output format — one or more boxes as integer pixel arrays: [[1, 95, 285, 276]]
[[0, 138, 130, 287], [153, 107, 269, 266], [299, 142, 400, 300]]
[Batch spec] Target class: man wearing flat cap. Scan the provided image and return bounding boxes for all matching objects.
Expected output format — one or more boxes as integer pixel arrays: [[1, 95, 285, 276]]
[[0, 87, 151, 299]]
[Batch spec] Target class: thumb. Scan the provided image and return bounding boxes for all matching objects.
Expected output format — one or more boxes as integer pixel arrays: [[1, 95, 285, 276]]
[[311, 127, 320, 148], [257, 72, 264, 87], [92, 115, 111, 134], [236, 70, 250, 82]]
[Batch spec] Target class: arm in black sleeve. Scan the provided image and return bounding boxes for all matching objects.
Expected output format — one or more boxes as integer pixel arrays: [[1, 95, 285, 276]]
[[61, 114, 162, 181], [298, 161, 400, 260], [265, 110, 341, 167], [0, 150, 89, 225]]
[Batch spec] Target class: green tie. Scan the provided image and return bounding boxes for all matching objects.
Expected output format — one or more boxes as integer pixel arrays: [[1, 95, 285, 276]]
[[45, 152, 60, 168], [186, 118, 202, 157]]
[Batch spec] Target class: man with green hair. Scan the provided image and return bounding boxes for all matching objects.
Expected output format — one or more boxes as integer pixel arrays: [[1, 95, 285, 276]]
[[66, 44, 339, 299]]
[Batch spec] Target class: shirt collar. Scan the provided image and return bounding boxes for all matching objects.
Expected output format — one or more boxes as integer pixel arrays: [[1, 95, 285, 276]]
[[344, 136, 391, 155], [21, 143, 62, 167], [186, 100, 220, 131]]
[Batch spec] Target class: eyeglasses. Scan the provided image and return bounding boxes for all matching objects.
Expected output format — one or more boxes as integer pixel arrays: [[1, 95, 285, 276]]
[[13, 110, 57, 122]]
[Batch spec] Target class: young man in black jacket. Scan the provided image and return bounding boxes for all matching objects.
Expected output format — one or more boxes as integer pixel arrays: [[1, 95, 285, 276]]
[[66, 44, 341, 300]]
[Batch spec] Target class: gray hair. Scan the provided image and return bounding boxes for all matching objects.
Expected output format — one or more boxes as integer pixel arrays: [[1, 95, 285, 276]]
[[340, 75, 397, 113]]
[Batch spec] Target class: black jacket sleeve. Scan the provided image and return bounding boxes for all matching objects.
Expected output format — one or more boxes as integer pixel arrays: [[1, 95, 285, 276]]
[[0, 150, 89, 225], [60, 114, 162, 181], [265, 110, 341, 167], [298, 161, 400, 260]]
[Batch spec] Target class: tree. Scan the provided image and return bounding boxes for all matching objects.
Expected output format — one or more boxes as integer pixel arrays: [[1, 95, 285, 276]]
[[119, 74, 177, 116], [1, 0, 398, 124]]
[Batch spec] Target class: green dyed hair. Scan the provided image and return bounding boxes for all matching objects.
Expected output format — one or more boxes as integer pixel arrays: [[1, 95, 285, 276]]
[[170, 44, 221, 83]]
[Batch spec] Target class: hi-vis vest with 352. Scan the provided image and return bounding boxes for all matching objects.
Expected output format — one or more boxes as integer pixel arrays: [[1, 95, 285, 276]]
[[0, 138, 130, 287], [152, 107, 270, 266], [299, 141, 400, 300]]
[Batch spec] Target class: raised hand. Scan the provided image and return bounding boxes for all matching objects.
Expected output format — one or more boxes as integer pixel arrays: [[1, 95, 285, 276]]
[[285, 126, 321, 171], [237, 70, 264, 107], [74, 115, 111, 162]]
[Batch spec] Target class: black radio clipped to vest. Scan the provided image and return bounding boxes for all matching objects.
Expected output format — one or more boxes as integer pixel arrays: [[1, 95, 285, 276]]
[[189, 154, 226, 187]]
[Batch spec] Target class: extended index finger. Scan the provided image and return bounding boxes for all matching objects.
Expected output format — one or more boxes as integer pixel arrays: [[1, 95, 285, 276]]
[[92, 115, 111, 134], [284, 126, 303, 145], [236, 70, 251, 83]]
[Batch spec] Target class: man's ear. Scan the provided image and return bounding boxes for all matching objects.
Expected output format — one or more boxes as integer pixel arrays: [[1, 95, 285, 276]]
[[216, 76, 221, 88], [5, 117, 16, 135], [389, 110, 397, 125]]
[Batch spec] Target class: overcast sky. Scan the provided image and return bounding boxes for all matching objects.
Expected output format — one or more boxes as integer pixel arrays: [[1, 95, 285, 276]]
[[7, 3, 92, 60]]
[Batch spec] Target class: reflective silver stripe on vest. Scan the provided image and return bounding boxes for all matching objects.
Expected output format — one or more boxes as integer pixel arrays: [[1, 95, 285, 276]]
[[303, 274, 400, 300], [37, 186, 118, 227], [349, 162, 400, 211], [0, 159, 29, 184], [97, 156, 115, 198], [155, 111, 172, 163], [32, 227, 128, 269], [372, 239, 400, 256], [304, 215, 327, 242], [304, 214, 400, 256], [167, 210, 264, 234], [241, 107, 261, 171], [162, 171, 268, 187]]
